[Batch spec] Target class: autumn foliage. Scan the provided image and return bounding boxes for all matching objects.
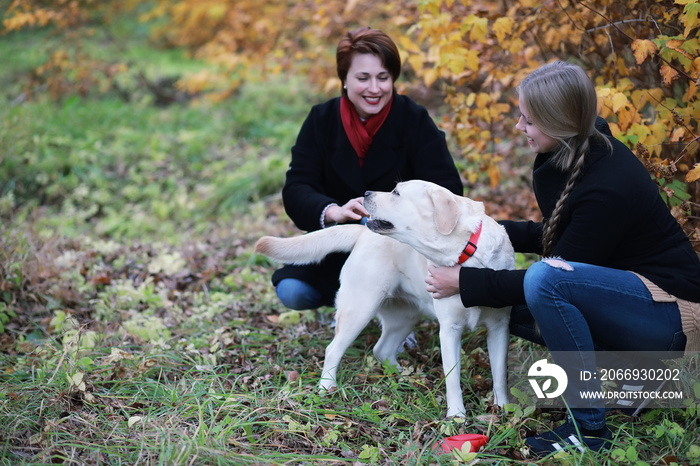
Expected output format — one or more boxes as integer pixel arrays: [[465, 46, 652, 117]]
[[407, 1, 700, 236], [3, 0, 700, 248]]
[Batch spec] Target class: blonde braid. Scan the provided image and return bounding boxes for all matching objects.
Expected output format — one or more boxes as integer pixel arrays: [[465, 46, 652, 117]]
[[541, 139, 590, 257]]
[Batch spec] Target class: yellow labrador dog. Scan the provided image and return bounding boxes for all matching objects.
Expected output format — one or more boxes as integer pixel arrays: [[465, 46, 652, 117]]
[[254, 180, 514, 417], [363, 180, 515, 416]]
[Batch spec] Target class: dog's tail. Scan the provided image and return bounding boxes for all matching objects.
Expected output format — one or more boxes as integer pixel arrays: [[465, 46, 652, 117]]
[[254, 224, 367, 265]]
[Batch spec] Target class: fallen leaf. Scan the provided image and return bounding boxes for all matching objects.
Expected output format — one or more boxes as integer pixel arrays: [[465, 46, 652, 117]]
[[91, 273, 111, 286], [472, 374, 491, 391], [138, 359, 157, 372], [661, 455, 678, 465], [371, 399, 390, 411], [278, 310, 300, 327], [29, 433, 44, 445], [69, 371, 85, 391], [103, 348, 134, 364], [476, 414, 501, 424]]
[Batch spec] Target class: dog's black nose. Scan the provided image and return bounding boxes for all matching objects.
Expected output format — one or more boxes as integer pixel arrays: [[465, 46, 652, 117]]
[[365, 190, 372, 197]]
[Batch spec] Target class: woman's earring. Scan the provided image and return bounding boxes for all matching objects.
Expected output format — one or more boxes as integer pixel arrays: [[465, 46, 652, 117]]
[[343, 85, 347, 89]]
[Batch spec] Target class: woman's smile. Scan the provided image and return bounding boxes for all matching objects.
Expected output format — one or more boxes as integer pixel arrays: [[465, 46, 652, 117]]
[[345, 53, 393, 119]]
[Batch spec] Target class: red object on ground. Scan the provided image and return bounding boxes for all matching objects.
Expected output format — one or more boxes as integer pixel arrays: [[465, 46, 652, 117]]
[[432, 433, 489, 454]]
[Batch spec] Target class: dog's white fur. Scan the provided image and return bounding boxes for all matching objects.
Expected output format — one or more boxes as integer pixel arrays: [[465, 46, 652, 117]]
[[254, 180, 515, 417], [364, 180, 515, 416]]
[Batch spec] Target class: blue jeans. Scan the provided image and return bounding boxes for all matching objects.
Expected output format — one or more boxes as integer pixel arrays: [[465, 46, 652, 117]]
[[275, 278, 326, 310], [522, 260, 686, 430]]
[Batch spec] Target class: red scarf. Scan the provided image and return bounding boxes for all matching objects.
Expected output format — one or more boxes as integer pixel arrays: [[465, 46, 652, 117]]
[[340, 95, 393, 167]]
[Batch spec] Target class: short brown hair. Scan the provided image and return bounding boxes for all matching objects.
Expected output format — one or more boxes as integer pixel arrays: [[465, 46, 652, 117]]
[[336, 27, 401, 93]]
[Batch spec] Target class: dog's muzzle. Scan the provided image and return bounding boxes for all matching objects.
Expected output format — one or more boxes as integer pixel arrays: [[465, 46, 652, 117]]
[[366, 218, 394, 232]]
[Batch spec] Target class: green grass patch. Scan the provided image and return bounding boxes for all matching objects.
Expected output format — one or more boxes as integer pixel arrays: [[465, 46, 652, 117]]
[[0, 75, 314, 242]]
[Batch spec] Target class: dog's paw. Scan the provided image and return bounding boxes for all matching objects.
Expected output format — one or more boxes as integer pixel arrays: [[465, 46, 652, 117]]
[[317, 380, 338, 393], [476, 413, 501, 424], [445, 408, 467, 418]]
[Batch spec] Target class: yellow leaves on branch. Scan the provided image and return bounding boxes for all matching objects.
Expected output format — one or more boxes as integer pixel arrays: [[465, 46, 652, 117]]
[[687, 163, 700, 183], [3, 9, 57, 31], [462, 15, 488, 43], [2, 0, 102, 32], [660, 65, 680, 85], [612, 92, 629, 113], [632, 39, 657, 64], [671, 127, 687, 143], [492, 17, 512, 44], [439, 47, 479, 76], [409, 0, 699, 214], [137, 0, 420, 92], [676, 0, 700, 37]]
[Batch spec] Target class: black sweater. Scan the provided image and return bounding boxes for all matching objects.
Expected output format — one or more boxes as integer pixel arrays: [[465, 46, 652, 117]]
[[459, 120, 700, 307]]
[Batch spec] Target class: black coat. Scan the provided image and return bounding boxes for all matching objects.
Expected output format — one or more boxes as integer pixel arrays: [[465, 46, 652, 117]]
[[272, 94, 463, 304]]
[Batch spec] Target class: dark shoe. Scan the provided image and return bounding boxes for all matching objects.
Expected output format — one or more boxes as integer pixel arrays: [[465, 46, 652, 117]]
[[525, 416, 612, 457]]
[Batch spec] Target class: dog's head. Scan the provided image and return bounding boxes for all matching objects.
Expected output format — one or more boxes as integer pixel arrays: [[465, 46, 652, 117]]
[[364, 180, 484, 265]]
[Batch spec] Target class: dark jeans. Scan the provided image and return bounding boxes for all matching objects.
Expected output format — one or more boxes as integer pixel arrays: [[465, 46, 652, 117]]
[[518, 260, 685, 430]]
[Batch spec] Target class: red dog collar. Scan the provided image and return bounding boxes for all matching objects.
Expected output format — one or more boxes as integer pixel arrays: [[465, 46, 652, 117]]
[[457, 221, 482, 264]]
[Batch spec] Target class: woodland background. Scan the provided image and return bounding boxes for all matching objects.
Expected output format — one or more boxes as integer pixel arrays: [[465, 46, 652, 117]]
[[1, 0, 699, 464]]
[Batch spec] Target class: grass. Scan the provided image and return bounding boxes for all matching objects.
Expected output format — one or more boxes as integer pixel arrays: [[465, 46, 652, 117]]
[[0, 71, 310, 239], [1, 10, 699, 466]]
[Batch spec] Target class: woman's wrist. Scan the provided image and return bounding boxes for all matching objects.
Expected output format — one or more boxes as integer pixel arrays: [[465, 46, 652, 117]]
[[320, 203, 339, 229]]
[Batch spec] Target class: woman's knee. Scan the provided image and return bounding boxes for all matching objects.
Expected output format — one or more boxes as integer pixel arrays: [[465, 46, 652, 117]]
[[275, 278, 323, 310], [523, 259, 574, 305]]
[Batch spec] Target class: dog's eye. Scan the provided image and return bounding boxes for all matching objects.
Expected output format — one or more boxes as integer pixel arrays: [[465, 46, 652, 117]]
[[391, 188, 400, 196]]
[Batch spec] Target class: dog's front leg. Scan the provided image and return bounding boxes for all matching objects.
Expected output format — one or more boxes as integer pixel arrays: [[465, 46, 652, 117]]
[[319, 339, 343, 391], [484, 309, 510, 407], [436, 299, 467, 417], [319, 289, 380, 392], [439, 323, 466, 417], [319, 311, 373, 391]]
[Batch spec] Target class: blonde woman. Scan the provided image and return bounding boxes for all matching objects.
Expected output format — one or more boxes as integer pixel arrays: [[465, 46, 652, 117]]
[[427, 61, 700, 456]]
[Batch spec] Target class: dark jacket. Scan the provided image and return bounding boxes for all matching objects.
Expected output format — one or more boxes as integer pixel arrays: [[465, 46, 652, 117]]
[[460, 118, 700, 307], [273, 94, 463, 302]]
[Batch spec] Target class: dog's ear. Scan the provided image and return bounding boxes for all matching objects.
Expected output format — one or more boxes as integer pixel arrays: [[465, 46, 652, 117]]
[[430, 188, 460, 235]]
